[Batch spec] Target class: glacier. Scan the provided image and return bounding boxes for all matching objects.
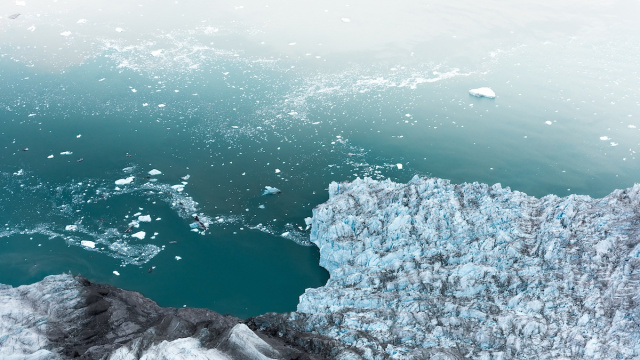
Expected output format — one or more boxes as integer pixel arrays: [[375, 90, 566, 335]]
[[2, 176, 640, 359], [254, 176, 640, 359]]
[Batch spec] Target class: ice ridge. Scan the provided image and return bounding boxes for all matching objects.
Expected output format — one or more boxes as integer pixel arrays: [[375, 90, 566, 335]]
[[267, 176, 640, 359]]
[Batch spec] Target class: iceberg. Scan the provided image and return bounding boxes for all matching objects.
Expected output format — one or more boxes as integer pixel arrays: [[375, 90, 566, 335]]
[[254, 176, 640, 359], [148, 169, 162, 176], [115, 177, 134, 185], [469, 87, 496, 98], [262, 186, 281, 195], [131, 231, 146, 240]]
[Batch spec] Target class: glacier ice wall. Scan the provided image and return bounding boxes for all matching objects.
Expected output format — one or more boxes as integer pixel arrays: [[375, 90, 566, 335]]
[[282, 176, 640, 359]]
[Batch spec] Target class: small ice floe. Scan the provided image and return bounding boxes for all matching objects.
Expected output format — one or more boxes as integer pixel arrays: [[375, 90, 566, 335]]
[[115, 176, 134, 185], [341, 17, 351, 23], [27, 25, 36, 31], [275, 169, 281, 173], [47, 155, 54, 159], [175, 256, 182, 261], [600, 136, 611, 141], [171, 184, 185, 192], [81, 240, 95, 248], [138, 215, 152, 222], [181, 174, 190, 181], [396, 163, 403, 170], [13, 169, 24, 176], [157, 104, 166, 108], [60, 151, 73, 155], [77, 19, 87, 24], [115, 27, 124, 32], [131, 88, 137, 93], [469, 87, 496, 99], [148, 169, 162, 176], [610, 142, 619, 147], [151, 49, 163, 57], [131, 231, 146, 240], [258, 204, 265, 209], [545, 121, 552, 125], [60, 31, 72, 37], [113, 271, 120, 276], [262, 186, 281, 195], [76, 134, 81, 138], [142, 103, 149, 106], [65, 225, 78, 231]]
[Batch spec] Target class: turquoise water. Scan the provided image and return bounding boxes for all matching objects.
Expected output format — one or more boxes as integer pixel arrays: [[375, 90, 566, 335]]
[[1, 0, 639, 318]]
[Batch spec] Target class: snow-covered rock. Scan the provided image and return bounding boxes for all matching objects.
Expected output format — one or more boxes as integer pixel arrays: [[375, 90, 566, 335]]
[[469, 87, 496, 98], [0, 275, 316, 359], [257, 176, 640, 359]]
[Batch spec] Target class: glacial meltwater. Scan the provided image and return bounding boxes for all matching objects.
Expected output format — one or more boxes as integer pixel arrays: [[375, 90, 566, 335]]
[[1, 0, 639, 319]]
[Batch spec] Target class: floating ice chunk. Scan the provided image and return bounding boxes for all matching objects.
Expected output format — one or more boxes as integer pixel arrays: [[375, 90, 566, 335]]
[[81, 240, 95, 248], [148, 169, 162, 176], [262, 186, 281, 195], [181, 174, 190, 181], [76, 134, 81, 138], [275, 169, 281, 173], [60, 31, 72, 37], [138, 215, 152, 222], [151, 49, 163, 57], [600, 136, 610, 141], [610, 142, 619, 147], [258, 204, 266, 209], [131, 231, 146, 240], [281, 231, 290, 237], [171, 184, 185, 192], [27, 25, 36, 31], [77, 19, 87, 24], [175, 256, 182, 260], [115, 177, 134, 185], [60, 151, 73, 155], [469, 87, 496, 99], [288, 42, 297, 46], [47, 155, 54, 159], [115, 27, 124, 32], [142, 103, 149, 107], [13, 169, 24, 176], [131, 88, 137, 93], [396, 163, 403, 170], [113, 271, 120, 276], [341, 17, 351, 23], [157, 104, 166, 108], [545, 121, 552, 125], [65, 225, 78, 231]]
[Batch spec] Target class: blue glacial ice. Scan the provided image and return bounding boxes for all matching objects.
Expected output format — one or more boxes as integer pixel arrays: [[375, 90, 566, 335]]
[[285, 176, 640, 359]]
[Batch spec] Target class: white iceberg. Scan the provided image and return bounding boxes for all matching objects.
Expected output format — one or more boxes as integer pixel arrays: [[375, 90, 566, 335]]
[[262, 186, 281, 195], [115, 177, 134, 185], [65, 225, 78, 231], [80, 240, 95, 248], [469, 87, 496, 98], [148, 169, 162, 176], [138, 215, 152, 222], [131, 231, 146, 240]]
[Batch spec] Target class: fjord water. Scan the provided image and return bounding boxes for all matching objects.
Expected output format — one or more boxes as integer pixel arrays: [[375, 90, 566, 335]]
[[1, 0, 639, 318]]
